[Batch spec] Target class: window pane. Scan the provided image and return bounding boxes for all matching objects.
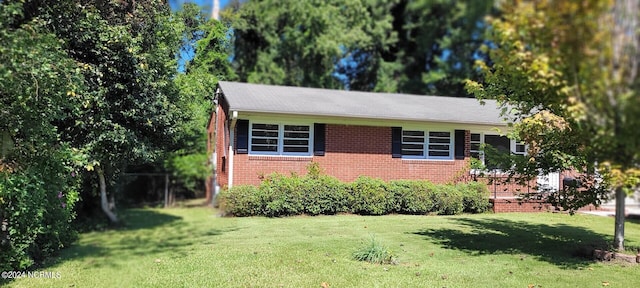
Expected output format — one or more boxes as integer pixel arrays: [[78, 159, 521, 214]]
[[283, 131, 309, 138], [402, 144, 424, 150], [402, 130, 425, 156], [284, 125, 309, 132], [253, 123, 278, 130], [252, 130, 279, 137], [484, 135, 510, 169], [252, 145, 277, 152], [284, 139, 309, 146], [252, 138, 278, 145], [282, 125, 310, 154], [251, 123, 279, 153], [429, 151, 450, 157], [470, 133, 481, 142], [284, 146, 309, 153], [403, 130, 424, 137], [403, 136, 424, 142], [428, 131, 451, 158], [428, 144, 449, 151], [429, 131, 450, 138], [429, 137, 450, 144]]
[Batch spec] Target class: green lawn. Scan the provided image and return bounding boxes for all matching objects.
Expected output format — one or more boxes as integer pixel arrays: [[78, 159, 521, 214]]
[[6, 205, 640, 288]]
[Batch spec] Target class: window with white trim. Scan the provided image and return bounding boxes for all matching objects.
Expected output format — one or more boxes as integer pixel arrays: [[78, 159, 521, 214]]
[[250, 122, 312, 155], [470, 132, 528, 167], [512, 141, 527, 156], [401, 129, 452, 159], [470, 133, 482, 159]]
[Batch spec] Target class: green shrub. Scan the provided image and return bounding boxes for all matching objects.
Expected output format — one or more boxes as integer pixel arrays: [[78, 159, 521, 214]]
[[219, 185, 261, 216], [302, 175, 349, 215], [218, 164, 491, 217], [0, 153, 80, 271], [260, 173, 305, 217], [388, 180, 438, 214], [352, 235, 398, 265], [349, 176, 392, 215], [434, 185, 464, 215], [459, 182, 491, 213]]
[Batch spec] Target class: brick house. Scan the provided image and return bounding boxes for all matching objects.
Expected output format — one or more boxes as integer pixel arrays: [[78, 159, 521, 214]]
[[206, 81, 561, 212]]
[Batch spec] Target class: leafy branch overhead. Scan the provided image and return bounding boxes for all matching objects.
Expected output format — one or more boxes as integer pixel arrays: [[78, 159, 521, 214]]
[[466, 0, 640, 250]]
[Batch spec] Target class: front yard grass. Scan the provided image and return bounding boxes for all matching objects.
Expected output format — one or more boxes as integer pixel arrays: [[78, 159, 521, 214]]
[[6, 206, 640, 287]]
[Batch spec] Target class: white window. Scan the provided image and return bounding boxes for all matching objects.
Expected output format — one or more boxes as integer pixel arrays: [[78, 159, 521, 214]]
[[250, 122, 312, 156], [470, 133, 482, 159], [470, 132, 528, 167], [402, 129, 452, 159], [512, 141, 527, 156], [401, 130, 425, 157]]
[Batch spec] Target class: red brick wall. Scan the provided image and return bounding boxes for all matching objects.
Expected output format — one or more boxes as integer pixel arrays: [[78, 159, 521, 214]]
[[231, 124, 470, 186], [490, 199, 553, 213]]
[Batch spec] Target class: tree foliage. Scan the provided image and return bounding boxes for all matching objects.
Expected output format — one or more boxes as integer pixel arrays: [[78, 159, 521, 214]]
[[0, 1, 83, 270], [229, 0, 394, 90], [376, 0, 497, 95], [168, 3, 235, 195], [229, 0, 496, 96], [466, 0, 640, 250]]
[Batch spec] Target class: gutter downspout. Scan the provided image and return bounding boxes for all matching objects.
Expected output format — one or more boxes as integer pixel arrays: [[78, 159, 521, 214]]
[[228, 110, 238, 189], [210, 89, 221, 206]]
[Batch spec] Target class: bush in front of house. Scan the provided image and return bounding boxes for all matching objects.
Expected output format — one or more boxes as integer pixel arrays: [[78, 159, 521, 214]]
[[348, 176, 394, 215], [433, 184, 464, 215], [259, 173, 307, 217], [218, 185, 262, 216], [388, 180, 438, 215], [302, 175, 350, 215], [459, 181, 492, 213], [218, 166, 491, 217]]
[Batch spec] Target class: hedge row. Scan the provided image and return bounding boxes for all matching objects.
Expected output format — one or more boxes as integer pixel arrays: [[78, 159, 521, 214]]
[[219, 174, 490, 217]]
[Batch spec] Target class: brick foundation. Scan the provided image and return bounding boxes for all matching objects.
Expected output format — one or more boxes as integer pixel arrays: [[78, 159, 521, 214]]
[[490, 198, 554, 213]]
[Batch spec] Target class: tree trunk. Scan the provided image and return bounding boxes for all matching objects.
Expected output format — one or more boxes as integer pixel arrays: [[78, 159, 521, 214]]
[[97, 167, 118, 223], [613, 186, 626, 251], [211, 0, 219, 20]]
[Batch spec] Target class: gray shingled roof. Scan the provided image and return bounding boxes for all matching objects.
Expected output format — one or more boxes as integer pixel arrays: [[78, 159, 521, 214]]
[[218, 81, 506, 126]]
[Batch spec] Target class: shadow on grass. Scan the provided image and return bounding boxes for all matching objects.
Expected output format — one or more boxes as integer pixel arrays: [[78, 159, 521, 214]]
[[413, 217, 610, 269], [117, 208, 183, 230], [47, 209, 235, 270]]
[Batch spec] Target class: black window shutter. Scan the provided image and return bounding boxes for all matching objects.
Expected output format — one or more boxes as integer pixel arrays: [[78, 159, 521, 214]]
[[236, 120, 249, 154], [454, 129, 465, 160], [313, 123, 326, 156], [392, 127, 402, 158]]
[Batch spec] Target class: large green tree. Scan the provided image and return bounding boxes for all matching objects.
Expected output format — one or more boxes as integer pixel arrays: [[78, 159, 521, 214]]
[[19, 0, 186, 222], [228, 0, 495, 96], [168, 3, 235, 197], [375, 0, 496, 95], [229, 0, 394, 90], [0, 1, 83, 270], [467, 0, 640, 250]]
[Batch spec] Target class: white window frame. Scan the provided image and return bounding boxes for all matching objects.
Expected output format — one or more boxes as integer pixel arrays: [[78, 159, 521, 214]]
[[401, 129, 453, 160], [469, 132, 528, 165], [248, 121, 313, 156]]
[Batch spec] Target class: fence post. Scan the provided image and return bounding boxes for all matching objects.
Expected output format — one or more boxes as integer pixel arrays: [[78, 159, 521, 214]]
[[164, 173, 169, 208]]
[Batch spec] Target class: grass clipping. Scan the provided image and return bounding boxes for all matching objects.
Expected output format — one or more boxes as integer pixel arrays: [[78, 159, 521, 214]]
[[353, 235, 398, 265]]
